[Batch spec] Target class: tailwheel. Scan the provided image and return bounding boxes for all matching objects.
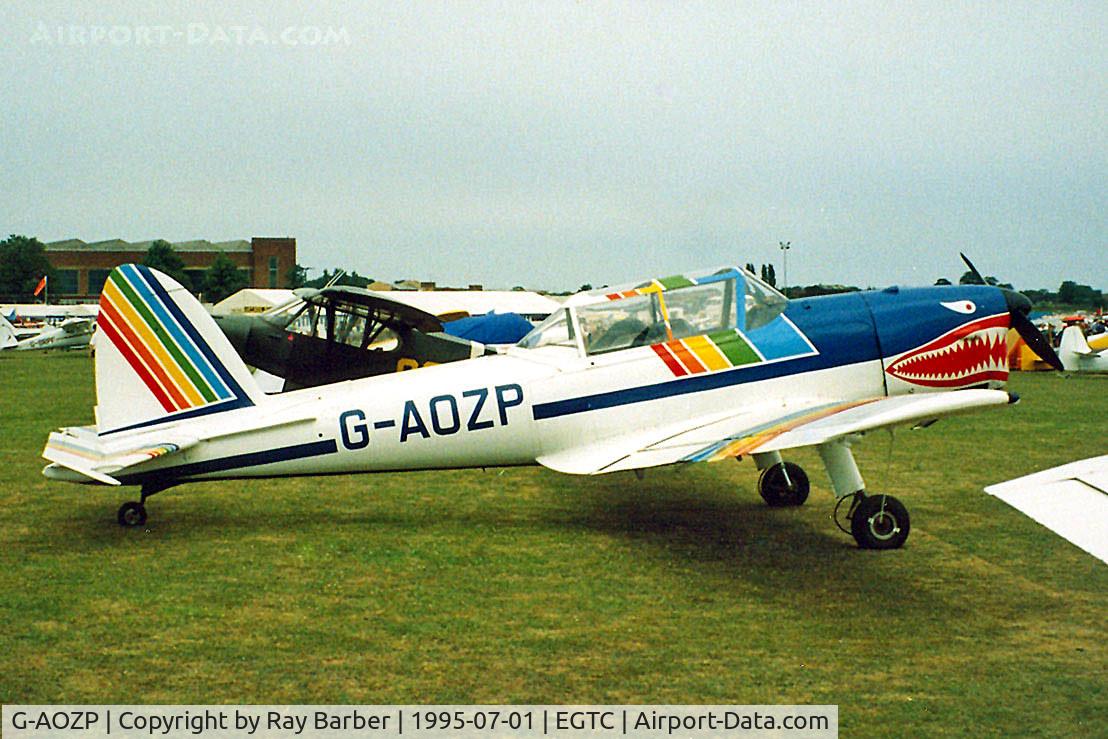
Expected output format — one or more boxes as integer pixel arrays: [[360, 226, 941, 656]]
[[850, 494, 910, 549], [117, 501, 147, 528], [758, 462, 810, 507]]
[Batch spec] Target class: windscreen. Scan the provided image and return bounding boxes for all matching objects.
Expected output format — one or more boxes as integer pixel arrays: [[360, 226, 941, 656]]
[[744, 274, 787, 331], [517, 309, 576, 349]]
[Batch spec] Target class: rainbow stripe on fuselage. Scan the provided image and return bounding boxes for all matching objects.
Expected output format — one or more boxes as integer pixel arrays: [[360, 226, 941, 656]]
[[97, 264, 240, 415]]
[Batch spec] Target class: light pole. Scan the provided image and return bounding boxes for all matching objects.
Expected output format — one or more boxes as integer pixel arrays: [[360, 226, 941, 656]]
[[778, 241, 791, 292]]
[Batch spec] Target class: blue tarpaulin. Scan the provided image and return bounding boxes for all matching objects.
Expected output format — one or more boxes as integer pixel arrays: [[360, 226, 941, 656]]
[[443, 312, 534, 344]]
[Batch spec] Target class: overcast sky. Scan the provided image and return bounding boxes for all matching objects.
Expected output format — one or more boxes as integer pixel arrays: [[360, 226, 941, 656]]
[[2, 2, 1104, 292]]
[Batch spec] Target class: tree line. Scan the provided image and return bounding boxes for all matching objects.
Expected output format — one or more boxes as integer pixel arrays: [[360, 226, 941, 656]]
[[1, 234, 1103, 310], [744, 262, 1103, 309]]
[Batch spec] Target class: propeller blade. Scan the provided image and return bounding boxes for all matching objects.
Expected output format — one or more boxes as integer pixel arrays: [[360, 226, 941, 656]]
[[1011, 309, 1064, 372], [959, 254, 1062, 371], [960, 252, 987, 285], [1000, 288, 1063, 371]]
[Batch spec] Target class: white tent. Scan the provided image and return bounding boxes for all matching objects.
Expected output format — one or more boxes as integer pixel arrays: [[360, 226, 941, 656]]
[[212, 289, 295, 315]]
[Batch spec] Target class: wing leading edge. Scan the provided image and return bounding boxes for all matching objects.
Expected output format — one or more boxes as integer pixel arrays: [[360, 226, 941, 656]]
[[985, 455, 1108, 565], [538, 389, 1014, 475]]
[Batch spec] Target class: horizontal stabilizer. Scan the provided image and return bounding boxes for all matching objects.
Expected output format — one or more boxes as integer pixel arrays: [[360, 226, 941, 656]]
[[42, 426, 197, 485], [985, 455, 1108, 565]]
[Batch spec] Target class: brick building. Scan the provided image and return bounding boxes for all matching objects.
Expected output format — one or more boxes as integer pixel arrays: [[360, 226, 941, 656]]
[[44, 237, 296, 300]]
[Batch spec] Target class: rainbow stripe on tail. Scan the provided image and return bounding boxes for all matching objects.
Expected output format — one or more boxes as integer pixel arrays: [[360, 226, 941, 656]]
[[95, 264, 261, 435]]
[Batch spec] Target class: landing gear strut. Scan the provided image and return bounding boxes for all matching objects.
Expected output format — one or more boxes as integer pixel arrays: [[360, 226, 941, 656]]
[[819, 438, 912, 549]]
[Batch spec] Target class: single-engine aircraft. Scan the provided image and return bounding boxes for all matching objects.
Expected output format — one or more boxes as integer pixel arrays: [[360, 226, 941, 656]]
[[42, 258, 1062, 549], [3, 315, 95, 352], [212, 286, 495, 391]]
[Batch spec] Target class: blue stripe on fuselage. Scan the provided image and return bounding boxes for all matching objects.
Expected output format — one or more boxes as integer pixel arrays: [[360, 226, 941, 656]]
[[117, 439, 339, 485]]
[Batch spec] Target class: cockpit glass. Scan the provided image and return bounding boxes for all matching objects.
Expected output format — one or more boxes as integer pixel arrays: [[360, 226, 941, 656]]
[[578, 293, 665, 354], [518, 266, 786, 357], [278, 302, 322, 336], [744, 274, 787, 331], [576, 278, 741, 356], [517, 309, 576, 349], [663, 280, 734, 338], [275, 299, 400, 350]]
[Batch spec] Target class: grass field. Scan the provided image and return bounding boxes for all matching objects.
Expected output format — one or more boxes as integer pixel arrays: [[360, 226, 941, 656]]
[[1, 352, 1105, 735]]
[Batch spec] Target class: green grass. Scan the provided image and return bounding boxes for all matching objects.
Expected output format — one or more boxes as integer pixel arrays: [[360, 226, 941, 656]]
[[1, 352, 1105, 735]]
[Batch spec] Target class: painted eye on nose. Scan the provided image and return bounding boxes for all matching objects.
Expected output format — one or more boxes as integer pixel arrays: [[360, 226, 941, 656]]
[[941, 300, 976, 314]]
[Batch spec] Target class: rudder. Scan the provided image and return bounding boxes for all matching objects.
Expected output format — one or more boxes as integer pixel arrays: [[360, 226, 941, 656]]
[[0, 314, 18, 349], [94, 264, 265, 434]]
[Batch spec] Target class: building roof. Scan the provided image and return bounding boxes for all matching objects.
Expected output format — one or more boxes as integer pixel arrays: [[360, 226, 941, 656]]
[[376, 290, 562, 318], [45, 238, 252, 253]]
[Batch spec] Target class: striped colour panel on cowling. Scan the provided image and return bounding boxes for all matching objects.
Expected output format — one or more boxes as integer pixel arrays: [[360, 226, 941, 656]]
[[97, 264, 249, 417]]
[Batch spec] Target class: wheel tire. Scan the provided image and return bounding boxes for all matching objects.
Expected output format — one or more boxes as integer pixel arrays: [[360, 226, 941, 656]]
[[850, 494, 910, 549], [758, 462, 810, 507], [117, 501, 147, 528]]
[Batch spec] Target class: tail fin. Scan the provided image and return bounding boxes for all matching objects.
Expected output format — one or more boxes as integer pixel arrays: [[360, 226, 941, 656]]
[[0, 314, 18, 349], [94, 264, 265, 435], [1059, 325, 1093, 356]]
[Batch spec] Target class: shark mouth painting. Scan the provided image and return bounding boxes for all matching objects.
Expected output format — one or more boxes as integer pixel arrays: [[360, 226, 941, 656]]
[[885, 314, 1010, 388]]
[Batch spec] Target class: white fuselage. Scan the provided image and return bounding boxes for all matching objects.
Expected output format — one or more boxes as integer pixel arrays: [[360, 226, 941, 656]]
[[108, 344, 888, 484]]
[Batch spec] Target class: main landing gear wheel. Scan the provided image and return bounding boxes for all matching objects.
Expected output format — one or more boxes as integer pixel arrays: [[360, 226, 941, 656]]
[[758, 462, 810, 507], [117, 501, 147, 528], [850, 494, 910, 550]]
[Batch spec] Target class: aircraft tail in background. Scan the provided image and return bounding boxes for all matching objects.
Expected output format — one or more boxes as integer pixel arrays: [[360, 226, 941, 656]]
[[0, 314, 18, 349], [1058, 325, 1108, 372]]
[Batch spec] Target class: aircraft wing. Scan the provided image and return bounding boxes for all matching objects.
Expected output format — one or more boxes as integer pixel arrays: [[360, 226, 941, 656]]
[[538, 389, 1013, 475], [42, 427, 199, 485], [314, 286, 444, 332], [985, 455, 1108, 565], [60, 318, 93, 334]]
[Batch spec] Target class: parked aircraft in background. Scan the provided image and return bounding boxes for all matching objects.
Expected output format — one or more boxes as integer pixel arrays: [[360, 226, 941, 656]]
[[1058, 325, 1108, 372], [0, 303, 98, 323], [2, 316, 95, 352], [442, 312, 536, 345], [43, 261, 1061, 550], [0, 316, 18, 349], [213, 286, 495, 391]]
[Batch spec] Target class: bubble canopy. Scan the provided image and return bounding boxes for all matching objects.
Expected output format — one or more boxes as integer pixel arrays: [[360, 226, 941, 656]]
[[519, 267, 788, 355]]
